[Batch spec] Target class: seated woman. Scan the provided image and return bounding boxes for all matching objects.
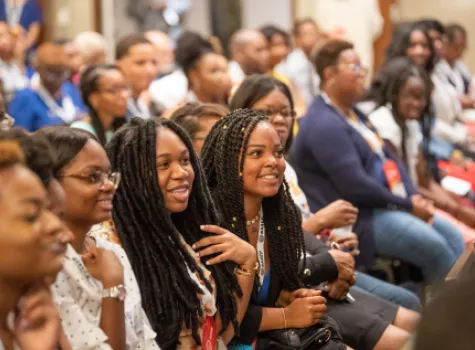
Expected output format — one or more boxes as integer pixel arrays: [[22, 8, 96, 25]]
[[38, 126, 159, 350], [106, 117, 256, 349], [290, 40, 465, 282], [365, 57, 475, 237], [170, 102, 229, 155], [201, 109, 419, 350], [229, 73, 422, 311], [0, 138, 65, 350], [71, 64, 128, 146], [174, 31, 231, 106]]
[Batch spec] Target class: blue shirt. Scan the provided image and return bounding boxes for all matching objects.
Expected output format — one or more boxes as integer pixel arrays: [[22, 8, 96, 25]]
[[0, 0, 42, 30], [10, 82, 86, 132]]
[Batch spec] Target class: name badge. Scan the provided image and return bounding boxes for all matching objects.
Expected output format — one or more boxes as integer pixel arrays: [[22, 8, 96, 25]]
[[202, 316, 217, 350], [383, 160, 407, 198]]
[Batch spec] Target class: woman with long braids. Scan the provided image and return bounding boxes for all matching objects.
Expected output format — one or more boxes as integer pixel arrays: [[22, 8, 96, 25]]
[[366, 58, 475, 235], [71, 64, 129, 145], [200, 109, 350, 349], [106, 117, 256, 349]]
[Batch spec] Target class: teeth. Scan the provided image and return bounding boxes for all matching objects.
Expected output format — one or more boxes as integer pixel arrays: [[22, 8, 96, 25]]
[[260, 175, 277, 179], [172, 188, 187, 193]]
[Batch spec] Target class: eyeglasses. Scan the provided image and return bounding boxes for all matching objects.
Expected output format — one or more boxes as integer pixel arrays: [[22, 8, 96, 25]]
[[256, 108, 296, 120], [338, 63, 368, 75], [59, 171, 121, 190], [40, 66, 71, 80], [99, 86, 131, 95], [0, 113, 14, 130]]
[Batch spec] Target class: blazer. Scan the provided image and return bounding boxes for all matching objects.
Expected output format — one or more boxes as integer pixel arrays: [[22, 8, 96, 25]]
[[235, 231, 339, 344], [289, 96, 416, 266]]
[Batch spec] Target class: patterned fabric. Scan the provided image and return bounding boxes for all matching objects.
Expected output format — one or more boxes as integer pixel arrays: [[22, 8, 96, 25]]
[[89, 220, 121, 245], [52, 241, 160, 350], [177, 235, 226, 350]]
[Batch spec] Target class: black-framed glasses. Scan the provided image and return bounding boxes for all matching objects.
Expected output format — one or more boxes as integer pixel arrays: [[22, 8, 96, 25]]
[[256, 108, 296, 120], [59, 171, 121, 190]]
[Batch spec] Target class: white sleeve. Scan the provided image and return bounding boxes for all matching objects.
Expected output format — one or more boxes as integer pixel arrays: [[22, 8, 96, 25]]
[[433, 119, 468, 145], [369, 107, 401, 148], [52, 274, 112, 350]]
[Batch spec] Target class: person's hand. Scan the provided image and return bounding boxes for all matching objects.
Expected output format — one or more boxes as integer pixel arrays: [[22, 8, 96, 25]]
[[328, 249, 355, 284], [315, 200, 358, 230], [277, 288, 322, 307], [82, 247, 124, 288], [284, 292, 327, 328], [324, 279, 351, 301], [14, 283, 61, 350], [149, 1, 167, 10], [450, 149, 468, 168], [329, 232, 359, 255], [411, 195, 434, 223], [194, 225, 257, 268]]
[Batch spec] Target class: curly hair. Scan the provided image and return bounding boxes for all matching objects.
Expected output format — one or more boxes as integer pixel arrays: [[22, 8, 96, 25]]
[[200, 108, 304, 291], [105, 117, 241, 349]]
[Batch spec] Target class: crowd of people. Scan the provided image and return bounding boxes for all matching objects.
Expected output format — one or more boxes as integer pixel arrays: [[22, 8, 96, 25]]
[[0, 5, 475, 350]]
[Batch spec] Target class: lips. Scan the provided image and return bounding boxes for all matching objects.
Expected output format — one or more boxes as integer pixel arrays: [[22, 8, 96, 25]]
[[47, 242, 67, 255], [97, 197, 113, 210], [168, 184, 190, 202]]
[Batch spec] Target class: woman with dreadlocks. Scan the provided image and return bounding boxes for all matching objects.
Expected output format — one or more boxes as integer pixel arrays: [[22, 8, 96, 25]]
[[71, 64, 128, 146], [365, 57, 475, 235], [200, 109, 348, 349], [106, 117, 257, 350]]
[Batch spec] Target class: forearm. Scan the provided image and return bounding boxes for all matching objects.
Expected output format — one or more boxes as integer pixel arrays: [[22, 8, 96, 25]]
[[25, 24, 41, 49], [221, 273, 255, 343], [259, 307, 286, 331], [100, 296, 125, 350], [302, 213, 326, 234]]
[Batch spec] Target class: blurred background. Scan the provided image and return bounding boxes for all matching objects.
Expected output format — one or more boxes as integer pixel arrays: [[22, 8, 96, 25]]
[[40, 0, 475, 72]]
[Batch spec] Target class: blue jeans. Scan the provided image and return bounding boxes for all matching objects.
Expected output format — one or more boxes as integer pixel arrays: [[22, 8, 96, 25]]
[[354, 272, 421, 312], [372, 210, 465, 282]]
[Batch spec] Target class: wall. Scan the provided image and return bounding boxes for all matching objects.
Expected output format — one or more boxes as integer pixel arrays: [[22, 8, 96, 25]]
[[48, 0, 96, 38], [241, 0, 292, 31], [399, 0, 475, 71]]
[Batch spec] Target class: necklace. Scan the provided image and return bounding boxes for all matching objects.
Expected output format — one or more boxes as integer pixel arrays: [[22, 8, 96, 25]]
[[246, 212, 260, 226]]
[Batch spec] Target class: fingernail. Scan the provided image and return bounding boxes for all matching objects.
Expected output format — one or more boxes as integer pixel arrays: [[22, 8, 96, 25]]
[[17, 297, 25, 308], [192, 244, 196, 249], [200, 225, 205, 230], [206, 261, 210, 265]]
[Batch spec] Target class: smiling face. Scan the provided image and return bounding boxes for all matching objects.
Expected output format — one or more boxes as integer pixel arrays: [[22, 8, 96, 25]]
[[397, 75, 428, 121], [0, 165, 66, 282], [59, 139, 116, 228], [242, 121, 286, 200], [155, 127, 195, 213], [406, 30, 432, 67]]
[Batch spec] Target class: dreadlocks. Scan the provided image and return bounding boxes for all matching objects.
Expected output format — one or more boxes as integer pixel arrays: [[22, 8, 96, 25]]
[[105, 117, 240, 349], [201, 108, 304, 291]]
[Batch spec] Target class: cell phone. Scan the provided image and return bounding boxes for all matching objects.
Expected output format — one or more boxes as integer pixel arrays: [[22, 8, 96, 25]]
[[331, 225, 353, 239]]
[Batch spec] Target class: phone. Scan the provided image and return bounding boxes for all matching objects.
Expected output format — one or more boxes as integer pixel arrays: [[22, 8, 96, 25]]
[[331, 225, 353, 239]]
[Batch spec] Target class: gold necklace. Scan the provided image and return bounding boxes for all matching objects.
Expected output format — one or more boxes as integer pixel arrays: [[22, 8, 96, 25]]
[[246, 213, 260, 226]]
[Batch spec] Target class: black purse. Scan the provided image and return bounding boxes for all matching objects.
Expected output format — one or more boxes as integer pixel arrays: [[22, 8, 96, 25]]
[[256, 316, 345, 350]]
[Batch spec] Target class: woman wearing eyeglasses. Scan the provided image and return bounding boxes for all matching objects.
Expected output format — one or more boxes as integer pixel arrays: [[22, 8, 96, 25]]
[[170, 102, 229, 155], [71, 64, 129, 146], [290, 40, 464, 283], [37, 126, 160, 350]]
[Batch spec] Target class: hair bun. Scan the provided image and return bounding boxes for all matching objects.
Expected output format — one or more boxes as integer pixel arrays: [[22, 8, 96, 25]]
[[0, 140, 25, 168]]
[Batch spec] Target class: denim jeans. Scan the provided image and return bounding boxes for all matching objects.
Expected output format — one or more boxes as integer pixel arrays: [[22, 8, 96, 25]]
[[354, 272, 421, 312], [372, 210, 465, 282]]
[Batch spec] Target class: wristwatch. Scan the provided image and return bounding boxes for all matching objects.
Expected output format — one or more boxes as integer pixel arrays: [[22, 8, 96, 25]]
[[102, 284, 127, 301]]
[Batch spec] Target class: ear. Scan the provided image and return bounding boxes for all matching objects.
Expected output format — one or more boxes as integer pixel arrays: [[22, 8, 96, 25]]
[[323, 66, 336, 87]]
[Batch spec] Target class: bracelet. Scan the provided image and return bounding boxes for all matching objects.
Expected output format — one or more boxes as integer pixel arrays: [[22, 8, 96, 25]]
[[234, 262, 259, 277], [281, 307, 287, 329]]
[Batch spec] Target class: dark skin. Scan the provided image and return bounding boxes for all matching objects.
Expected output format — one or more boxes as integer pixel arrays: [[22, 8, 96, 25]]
[[323, 48, 433, 222], [58, 139, 125, 350], [35, 43, 70, 99]]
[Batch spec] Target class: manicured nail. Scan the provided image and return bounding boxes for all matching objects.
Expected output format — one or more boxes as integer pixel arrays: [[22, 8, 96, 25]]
[[192, 244, 196, 249]]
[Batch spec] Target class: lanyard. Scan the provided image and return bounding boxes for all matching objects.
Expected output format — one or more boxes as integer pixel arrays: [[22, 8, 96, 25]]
[[5, 0, 24, 26], [256, 214, 266, 288], [31, 75, 78, 123]]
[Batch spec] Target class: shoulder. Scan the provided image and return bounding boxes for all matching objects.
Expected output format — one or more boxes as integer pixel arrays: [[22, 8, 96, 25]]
[[71, 120, 96, 134]]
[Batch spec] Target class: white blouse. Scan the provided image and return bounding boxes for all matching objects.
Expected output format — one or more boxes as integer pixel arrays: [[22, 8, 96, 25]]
[[52, 240, 160, 350]]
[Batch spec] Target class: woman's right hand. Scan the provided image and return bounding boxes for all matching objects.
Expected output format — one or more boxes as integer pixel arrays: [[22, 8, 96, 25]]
[[284, 291, 327, 328], [82, 247, 124, 288]]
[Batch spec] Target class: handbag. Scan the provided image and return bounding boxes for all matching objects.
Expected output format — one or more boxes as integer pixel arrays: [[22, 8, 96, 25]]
[[256, 316, 344, 350]]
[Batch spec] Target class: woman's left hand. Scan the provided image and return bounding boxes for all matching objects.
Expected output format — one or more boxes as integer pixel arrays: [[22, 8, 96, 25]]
[[329, 232, 359, 255], [194, 225, 257, 268]]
